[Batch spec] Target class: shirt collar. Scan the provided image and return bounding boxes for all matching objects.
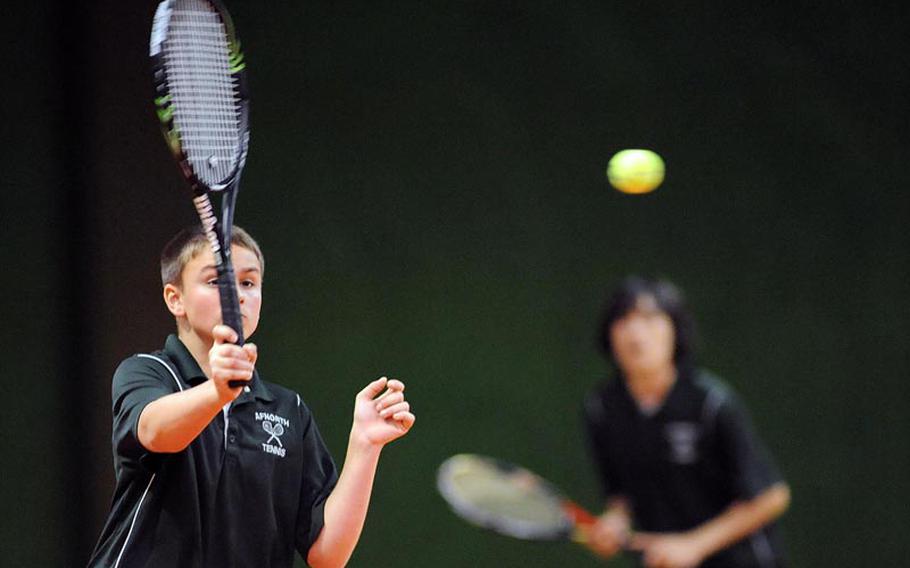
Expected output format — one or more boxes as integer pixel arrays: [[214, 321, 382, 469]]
[[163, 334, 275, 403], [164, 334, 207, 387], [617, 369, 682, 418]]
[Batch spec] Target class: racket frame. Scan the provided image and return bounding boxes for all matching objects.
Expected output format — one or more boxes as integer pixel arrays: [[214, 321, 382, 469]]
[[436, 453, 596, 542], [150, 0, 251, 384]]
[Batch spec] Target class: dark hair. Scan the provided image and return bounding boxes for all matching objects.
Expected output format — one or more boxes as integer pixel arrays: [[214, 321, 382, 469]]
[[160, 224, 264, 287], [598, 275, 697, 375]]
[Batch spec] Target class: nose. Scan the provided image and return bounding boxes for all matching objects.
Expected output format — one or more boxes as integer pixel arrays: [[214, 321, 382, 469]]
[[624, 316, 648, 335]]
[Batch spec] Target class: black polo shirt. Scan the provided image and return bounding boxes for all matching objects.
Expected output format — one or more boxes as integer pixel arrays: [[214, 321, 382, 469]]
[[583, 370, 786, 568], [88, 335, 338, 568]]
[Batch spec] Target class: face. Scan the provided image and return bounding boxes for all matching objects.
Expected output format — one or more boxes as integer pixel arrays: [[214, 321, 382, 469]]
[[609, 294, 676, 377], [165, 245, 263, 341]]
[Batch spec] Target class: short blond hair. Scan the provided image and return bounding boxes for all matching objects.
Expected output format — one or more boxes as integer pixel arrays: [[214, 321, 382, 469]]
[[160, 225, 265, 287]]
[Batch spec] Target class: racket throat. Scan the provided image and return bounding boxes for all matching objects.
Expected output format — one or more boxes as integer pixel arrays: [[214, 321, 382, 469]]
[[192, 192, 245, 347], [193, 193, 223, 260]]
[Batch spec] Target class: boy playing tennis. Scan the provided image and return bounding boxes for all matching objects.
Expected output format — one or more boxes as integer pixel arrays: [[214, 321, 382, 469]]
[[88, 225, 415, 568]]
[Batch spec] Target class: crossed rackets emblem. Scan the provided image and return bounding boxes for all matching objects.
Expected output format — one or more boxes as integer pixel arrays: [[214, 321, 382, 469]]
[[262, 421, 284, 447]]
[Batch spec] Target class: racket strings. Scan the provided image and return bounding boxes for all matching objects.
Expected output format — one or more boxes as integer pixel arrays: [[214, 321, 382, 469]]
[[450, 472, 567, 524], [163, 0, 241, 186], [438, 456, 573, 540]]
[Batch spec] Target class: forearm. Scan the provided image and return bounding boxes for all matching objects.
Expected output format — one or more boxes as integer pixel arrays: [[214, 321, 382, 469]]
[[307, 432, 382, 568], [688, 483, 791, 559], [137, 381, 226, 453]]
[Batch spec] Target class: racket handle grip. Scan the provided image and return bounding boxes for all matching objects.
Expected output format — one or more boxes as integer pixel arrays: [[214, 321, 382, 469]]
[[217, 264, 245, 345], [565, 501, 598, 545], [217, 263, 250, 388]]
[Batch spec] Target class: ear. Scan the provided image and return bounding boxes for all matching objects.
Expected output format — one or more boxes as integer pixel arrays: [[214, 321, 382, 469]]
[[163, 283, 185, 317]]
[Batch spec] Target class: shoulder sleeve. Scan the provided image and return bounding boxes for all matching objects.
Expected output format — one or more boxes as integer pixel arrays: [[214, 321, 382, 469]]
[[111, 355, 178, 470], [713, 390, 784, 500], [295, 396, 339, 556], [582, 389, 624, 498]]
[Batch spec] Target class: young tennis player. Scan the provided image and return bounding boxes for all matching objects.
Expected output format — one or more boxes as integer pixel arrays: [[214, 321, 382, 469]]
[[88, 225, 415, 568], [583, 276, 789, 568]]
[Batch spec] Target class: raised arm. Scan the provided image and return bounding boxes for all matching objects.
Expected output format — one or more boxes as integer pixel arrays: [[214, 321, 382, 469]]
[[138, 326, 256, 452], [306, 377, 415, 568]]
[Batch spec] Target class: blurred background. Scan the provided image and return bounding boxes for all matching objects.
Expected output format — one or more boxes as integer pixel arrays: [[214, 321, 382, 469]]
[[2, 1, 908, 566]]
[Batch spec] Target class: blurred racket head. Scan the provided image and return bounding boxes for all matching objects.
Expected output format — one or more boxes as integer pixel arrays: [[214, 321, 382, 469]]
[[436, 454, 593, 542]]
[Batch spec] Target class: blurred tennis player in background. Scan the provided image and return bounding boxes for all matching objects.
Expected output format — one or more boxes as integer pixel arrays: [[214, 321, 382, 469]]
[[582, 276, 790, 568]]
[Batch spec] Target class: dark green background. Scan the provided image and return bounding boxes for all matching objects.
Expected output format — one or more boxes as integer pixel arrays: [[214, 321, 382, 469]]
[[3, 1, 908, 566]]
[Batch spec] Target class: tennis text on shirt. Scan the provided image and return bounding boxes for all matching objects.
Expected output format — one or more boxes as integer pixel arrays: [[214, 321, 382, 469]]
[[256, 412, 290, 457]]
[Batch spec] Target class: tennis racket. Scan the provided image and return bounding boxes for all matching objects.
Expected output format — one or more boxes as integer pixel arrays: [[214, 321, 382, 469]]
[[436, 454, 597, 542], [150, 0, 251, 385]]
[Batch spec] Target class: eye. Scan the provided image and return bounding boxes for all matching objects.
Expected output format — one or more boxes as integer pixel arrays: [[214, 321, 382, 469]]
[[206, 278, 218, 287]]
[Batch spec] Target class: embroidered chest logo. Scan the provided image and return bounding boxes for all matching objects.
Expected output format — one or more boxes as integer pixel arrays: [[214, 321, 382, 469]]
[[255, 412, 289, 458], [664, 421, 700, 464]]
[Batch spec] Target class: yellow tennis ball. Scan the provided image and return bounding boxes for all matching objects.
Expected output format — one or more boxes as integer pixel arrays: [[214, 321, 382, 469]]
[[607, 149, 665, 194]]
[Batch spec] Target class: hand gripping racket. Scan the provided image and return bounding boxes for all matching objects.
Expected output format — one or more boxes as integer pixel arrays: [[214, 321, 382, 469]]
[[150, 0, 251, 385], [436, 454, 597, 543]]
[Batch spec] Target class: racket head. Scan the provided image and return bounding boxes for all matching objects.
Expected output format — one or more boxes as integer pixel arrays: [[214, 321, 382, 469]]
[[150, 0, 250, 193], [436, 454, 579, 541]]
